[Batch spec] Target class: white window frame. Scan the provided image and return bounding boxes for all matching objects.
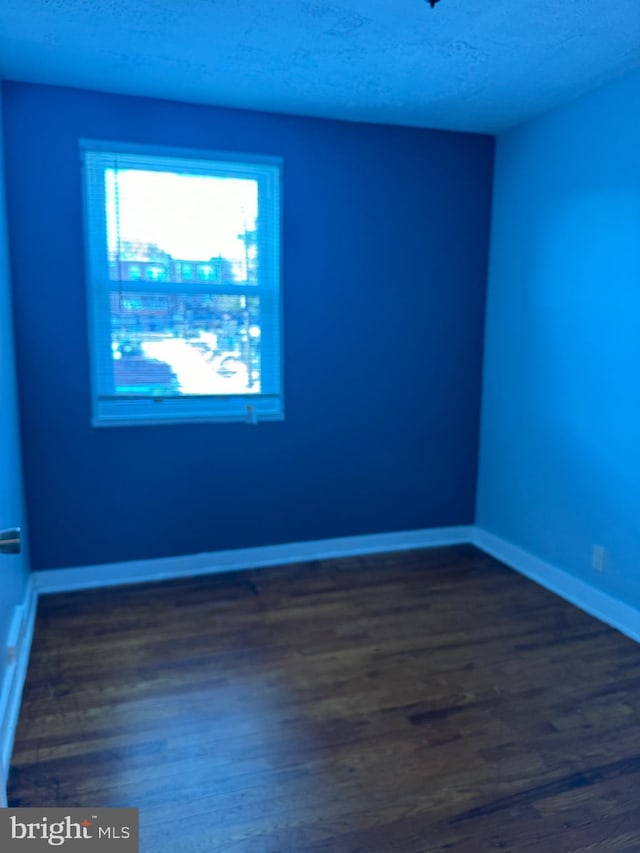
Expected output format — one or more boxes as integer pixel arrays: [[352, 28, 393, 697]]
[[81, 140, 283, 426]]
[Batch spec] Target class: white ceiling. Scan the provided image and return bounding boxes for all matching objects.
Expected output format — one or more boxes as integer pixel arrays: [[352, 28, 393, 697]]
[[0, 0, 638, 134]]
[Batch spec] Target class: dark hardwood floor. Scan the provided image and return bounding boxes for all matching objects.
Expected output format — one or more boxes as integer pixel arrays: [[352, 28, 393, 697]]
[[8, 545, 640, 851]]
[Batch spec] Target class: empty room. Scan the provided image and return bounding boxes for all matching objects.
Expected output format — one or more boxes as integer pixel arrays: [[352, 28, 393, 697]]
[[0, 1, 639, 850]]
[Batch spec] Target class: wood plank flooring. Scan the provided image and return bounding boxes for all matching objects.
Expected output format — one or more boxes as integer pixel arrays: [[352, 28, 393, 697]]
[[8, 545, 640, 851]]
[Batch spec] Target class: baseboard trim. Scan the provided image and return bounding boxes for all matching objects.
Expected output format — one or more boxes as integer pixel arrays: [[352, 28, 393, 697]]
[[4, 524, 637, 806], [34, 525, 475, 594], [33, 526, 640, 645], [1, 577, 38, 803], [472, 527, 640, 644]]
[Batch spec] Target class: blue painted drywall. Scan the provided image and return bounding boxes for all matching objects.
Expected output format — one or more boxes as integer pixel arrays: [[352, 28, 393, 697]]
[[3, 82, 493, 571], [0, 86, 30, 689], [477, 70, 640, 608]]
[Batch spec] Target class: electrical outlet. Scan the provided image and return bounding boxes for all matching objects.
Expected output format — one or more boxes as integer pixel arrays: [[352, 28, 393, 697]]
[[592, 545, 607, 572]]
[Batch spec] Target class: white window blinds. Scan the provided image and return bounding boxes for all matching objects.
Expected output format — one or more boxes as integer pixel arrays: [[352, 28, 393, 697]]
[[81, 141, 282, 426]]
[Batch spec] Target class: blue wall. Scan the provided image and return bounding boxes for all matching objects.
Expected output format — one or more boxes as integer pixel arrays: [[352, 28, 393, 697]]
[[477, 70, 640, 608], [3, 82, 494, 571]]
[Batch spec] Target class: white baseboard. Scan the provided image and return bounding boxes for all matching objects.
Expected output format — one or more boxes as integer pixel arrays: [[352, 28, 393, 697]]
[[33, 526, 640, 646], [0, 577, 38, 803], [472, 527, 640, 644], [34, 525, 475, 594], [3, 524, 637, 809]]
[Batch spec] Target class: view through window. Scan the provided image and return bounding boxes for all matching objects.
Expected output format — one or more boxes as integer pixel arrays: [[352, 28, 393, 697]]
[[83, 144, 282, 425]]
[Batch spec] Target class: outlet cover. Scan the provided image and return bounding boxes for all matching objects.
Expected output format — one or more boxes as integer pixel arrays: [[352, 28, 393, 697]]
[[592, 545, 607, 572]]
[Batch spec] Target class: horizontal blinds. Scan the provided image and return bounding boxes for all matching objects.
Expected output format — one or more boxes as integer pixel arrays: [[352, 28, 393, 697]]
[[82, 143, 282, 421]]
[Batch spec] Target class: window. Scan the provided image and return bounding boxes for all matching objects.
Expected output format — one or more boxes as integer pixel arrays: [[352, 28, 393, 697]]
[[81, 141, 282, 426]]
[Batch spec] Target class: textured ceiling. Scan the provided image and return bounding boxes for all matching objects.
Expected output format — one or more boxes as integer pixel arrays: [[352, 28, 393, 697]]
[[0, 0, 638, 133]]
